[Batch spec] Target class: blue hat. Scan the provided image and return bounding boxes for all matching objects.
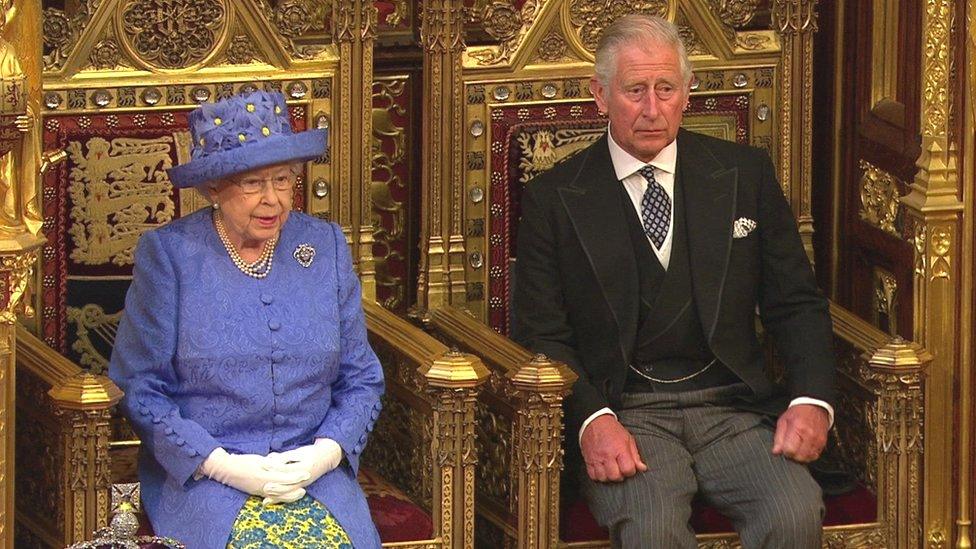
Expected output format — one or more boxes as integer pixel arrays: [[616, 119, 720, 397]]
[[166, 91, 327, 188]]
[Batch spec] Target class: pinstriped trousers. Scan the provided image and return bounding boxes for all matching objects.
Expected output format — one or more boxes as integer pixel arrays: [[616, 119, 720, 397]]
[[581, 384, 824, 549]]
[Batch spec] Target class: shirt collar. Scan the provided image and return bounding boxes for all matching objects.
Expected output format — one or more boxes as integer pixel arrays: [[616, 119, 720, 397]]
[[606, 124, 678, 181]]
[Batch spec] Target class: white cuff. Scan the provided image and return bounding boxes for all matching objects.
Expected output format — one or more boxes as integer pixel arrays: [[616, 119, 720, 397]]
[[579, 407, 617, 445], [789, 397, 834, 428]]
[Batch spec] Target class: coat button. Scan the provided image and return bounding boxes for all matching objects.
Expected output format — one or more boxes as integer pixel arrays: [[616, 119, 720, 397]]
[[273, 383, 285, 396], [273, 414, 285, 426], [261, 293, 273, 304], [272, 350, 285, 363], [268, 319, 281, 331]]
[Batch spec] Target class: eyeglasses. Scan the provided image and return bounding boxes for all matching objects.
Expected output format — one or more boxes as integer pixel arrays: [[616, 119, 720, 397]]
[[232, 173, 296, 194]]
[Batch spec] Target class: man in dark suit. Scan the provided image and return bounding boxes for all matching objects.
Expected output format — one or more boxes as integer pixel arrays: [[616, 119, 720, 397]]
[[512, 14, 835, 548]]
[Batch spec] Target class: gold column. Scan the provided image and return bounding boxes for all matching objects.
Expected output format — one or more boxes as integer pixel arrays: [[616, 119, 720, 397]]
[[418, 0, 467, 310], [864, 338, 932, 549], [333, 0, 378, 300], [961, 1, 976, 547], [0, 1, 49, 545], [422, 350, 489, 549], [508, 354, 576, 549], [772, 0, 817, 259], [48, 373, 122, 544], [899, 0, 964, 546]]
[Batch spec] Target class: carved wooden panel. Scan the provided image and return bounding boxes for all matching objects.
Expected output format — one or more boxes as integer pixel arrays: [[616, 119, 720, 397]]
[[811, 0, 919, 338], [372, 75, 416, 313]]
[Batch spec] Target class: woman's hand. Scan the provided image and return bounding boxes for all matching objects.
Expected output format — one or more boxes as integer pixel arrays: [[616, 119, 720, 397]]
[[199, 448, 309, 502], [262, 438, 343, 504]]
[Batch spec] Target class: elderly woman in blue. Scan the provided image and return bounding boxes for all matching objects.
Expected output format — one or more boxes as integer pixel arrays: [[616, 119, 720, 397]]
[[108, 91, 384, 548]]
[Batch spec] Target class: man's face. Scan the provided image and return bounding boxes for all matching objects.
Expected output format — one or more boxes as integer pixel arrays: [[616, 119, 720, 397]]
[[591, 42, 690, 162]]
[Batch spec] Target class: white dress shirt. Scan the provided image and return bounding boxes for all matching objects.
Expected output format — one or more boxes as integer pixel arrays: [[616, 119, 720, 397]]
[[578, 129, 834, 444]]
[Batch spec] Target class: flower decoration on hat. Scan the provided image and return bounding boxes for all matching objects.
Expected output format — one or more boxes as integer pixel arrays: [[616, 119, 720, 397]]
[[166, 90, 327, 189]]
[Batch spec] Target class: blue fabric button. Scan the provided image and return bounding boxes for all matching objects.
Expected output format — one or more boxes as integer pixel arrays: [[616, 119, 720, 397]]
[[175, 438, 185, 446], [139, 406, 150, 415], [273, 414, 285, 425], [164, 426, 174, 435], [268, 319, 281, 331], [273, 383, 285, 396], [272, 350, 285, 363], [185, 447, 198, 457], [370, 408, 380, 420], [261, 293, 273, 304]]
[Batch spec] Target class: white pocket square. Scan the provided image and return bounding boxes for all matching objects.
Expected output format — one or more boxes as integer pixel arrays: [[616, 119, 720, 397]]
[[732, 217, 757, 238]]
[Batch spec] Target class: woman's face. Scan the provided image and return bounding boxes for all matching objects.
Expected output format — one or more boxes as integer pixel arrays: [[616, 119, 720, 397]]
[[208, 163, 295, 250]]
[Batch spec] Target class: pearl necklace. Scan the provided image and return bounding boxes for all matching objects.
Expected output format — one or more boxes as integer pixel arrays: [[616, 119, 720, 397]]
[[214, 211, 278, 279]]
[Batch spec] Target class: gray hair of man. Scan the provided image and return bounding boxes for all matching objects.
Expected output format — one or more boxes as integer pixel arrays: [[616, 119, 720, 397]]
[[593, 15, 694, 87]]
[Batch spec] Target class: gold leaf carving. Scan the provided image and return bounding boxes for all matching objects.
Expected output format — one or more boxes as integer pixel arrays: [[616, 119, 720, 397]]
[[707, 0, 760, 28], [65, 136, 176, 266], [371, 79, 407, 310], [225, 34, 257, 65], [119, 0, 228, 70], [735, 32, 772, 51], [929, 225, 951, 280], [89, 39, 123, 70], [857, 159, 903, 237], [536, 31, 568, 62], [569, 0, 671, 53], [873, 268, 898, 336], [67, 304, 122, 375]]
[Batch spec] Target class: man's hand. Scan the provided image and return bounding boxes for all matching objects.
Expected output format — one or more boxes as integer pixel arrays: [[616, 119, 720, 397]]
[[581, 414, 648, 482], [771, 404, 830, 463]]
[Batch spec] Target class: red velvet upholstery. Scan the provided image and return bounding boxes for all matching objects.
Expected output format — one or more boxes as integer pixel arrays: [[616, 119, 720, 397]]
[[560, 485, 878, 542], [133, 467, 433, 545]]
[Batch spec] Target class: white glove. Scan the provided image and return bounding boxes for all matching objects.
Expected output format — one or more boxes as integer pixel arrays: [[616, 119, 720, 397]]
[[199, 448, 309, 503], [263, 439, 343, 504]]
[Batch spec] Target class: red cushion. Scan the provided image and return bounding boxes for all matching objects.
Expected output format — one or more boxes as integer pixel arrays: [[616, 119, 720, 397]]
[[133, 467, 434, 544], [561, 485, 878, 542], [359, 467, 434, 542]]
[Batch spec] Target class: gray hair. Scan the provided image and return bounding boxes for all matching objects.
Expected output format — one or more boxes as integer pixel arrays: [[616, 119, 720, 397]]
[[593, 15, 693, 86]]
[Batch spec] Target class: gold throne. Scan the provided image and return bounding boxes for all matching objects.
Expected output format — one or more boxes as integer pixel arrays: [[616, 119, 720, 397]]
[[13, 1, 486, 548], [415, 1, 934, 547]]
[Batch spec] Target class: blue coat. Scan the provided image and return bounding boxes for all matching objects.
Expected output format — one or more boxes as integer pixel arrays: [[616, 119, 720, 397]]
[[109, 209, 385, 548]]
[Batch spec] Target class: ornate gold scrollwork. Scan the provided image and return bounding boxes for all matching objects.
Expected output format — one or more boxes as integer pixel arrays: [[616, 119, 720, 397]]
[[771, 0, 817, 35], [225, 35, 257, 65], [118, 0, 228, 70], [569, 0, 673, 53], [67, 304, 121, 374], [0, 250, 37, 323], [861, 337, 931, 548], [422, 349, 489, 548], [857, 159, 903, 237], [371, 79, 407, 310], [872, 268, 898, 336], [706, 0, 760, 29], [536, 31, 568, 62]]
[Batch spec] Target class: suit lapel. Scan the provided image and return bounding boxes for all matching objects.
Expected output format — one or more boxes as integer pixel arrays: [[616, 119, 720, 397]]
[[677, 130, 737, 341], [557, 135, 638, 362]]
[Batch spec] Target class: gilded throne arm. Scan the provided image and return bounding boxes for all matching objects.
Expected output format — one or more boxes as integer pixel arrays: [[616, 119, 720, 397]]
[[426, 304, 930, 549]]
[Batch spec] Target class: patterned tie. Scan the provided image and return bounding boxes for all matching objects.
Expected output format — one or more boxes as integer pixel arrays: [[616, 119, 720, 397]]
[[639, 165, 670, 248]]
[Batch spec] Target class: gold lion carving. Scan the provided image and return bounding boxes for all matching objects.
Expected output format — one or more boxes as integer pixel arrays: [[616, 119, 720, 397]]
[[66, 136, 176, 266]]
